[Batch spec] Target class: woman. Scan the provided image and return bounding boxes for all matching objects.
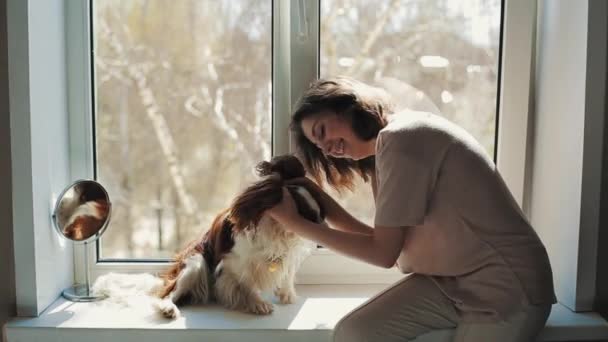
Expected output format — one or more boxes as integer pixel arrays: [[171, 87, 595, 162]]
[[268, 77, 556, 341]]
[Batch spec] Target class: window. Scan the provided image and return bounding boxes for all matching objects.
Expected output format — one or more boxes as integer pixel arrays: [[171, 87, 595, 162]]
[[14, 0, 592, 315], [320, 0, 502, 226], [93, 1, 272, 259], [71, 0, 515, 284]]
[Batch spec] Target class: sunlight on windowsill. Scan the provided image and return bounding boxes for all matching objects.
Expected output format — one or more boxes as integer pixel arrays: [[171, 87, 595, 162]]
[[8, 285, 383, 331], [6, 285, 608, 342]]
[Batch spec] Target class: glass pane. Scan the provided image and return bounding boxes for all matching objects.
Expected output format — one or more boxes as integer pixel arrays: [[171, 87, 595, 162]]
[[94, 0, 272, 259], [321, 0, 502, 225]]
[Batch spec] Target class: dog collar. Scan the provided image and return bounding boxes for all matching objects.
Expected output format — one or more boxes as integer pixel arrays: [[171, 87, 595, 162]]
[[267, 256, 283, 273]]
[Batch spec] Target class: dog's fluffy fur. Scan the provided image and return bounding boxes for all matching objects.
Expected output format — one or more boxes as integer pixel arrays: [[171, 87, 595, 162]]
[[156, 155, 324, 318]]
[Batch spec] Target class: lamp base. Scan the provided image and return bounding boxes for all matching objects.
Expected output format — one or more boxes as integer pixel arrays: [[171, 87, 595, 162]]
[[62, 284, 105, 302]]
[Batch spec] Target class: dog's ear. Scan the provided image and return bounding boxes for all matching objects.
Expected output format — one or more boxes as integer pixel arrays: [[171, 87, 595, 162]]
[[287, 185, 325, 223], [227, 176, 283, 231], [256, 154, 305, 180]]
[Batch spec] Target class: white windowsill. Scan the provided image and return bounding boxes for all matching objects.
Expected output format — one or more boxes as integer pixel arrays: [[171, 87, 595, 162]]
[[5, 285, 608, 342]]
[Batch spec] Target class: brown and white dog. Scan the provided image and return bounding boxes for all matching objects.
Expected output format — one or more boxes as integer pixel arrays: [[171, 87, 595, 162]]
[[156, 155, 324, 318]]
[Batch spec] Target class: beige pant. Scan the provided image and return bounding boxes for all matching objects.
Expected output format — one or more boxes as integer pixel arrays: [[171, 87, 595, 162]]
[[333, 274, 551, 342]]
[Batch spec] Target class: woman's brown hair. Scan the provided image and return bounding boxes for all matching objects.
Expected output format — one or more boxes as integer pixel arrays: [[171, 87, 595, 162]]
[[290, 76, 393, 191]]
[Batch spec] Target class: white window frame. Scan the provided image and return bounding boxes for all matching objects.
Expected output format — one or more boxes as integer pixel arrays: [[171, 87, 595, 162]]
[[68, 0, 535, 285]]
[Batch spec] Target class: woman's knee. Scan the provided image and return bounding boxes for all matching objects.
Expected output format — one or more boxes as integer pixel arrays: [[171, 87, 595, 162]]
[[333, 275, 457, 342], [333, 311, 378, 342], [333, 309, 417, 342]]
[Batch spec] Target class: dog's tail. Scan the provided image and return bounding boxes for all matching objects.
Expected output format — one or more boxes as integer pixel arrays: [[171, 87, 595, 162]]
[[157, 242, 212, 305], [157, 252, 211, 305], [154, 252, 211, 319]]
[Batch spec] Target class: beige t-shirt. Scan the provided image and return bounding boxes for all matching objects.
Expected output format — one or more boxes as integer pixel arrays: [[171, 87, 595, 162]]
[[374, 110, 556, 322]]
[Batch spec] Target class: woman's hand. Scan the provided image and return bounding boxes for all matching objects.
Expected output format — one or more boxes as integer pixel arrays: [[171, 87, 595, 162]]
[[267, 187, 301, 227], [284, 177, 337, 220], [285, 177, 373, 235], [284, 177, 325, 199], [267, 186, 403, 269]]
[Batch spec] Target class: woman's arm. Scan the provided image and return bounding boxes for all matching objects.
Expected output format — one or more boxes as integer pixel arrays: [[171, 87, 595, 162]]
[[269, 188, 405, 268], [286, 178, 374, 235]]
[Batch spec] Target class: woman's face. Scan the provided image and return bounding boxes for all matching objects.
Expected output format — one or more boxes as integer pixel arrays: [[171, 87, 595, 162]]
[[301, 111, 375, 160]]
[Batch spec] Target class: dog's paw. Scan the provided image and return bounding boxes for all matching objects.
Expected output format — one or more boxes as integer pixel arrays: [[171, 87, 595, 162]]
[[156, 299, 181, 319], [275, 289, 297, 304], [245, 300, 274, 315]]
